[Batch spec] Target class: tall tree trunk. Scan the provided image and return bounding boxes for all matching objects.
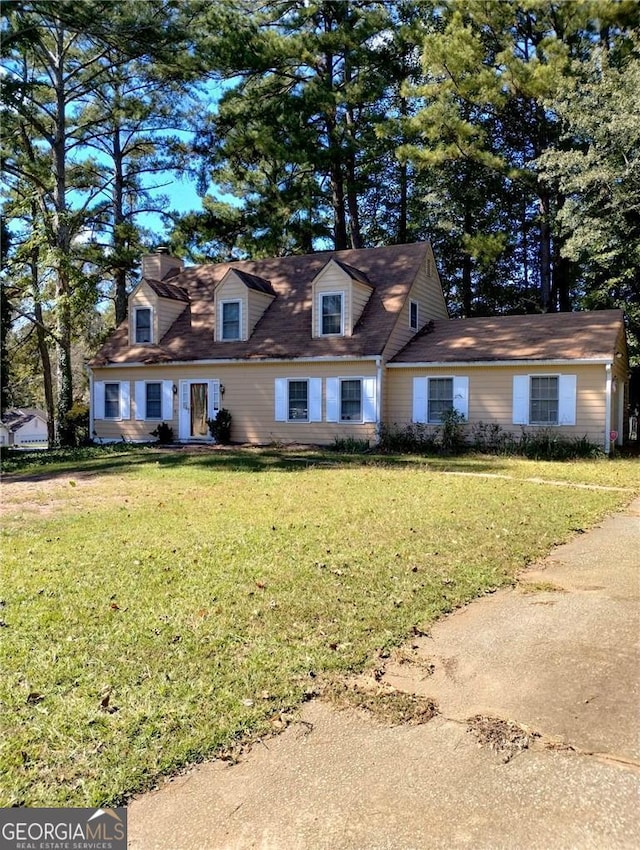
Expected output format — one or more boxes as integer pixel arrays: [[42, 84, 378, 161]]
[[538, 191, 552, 311], [521, 198, 529, 303], [397, 158, 408, 245], [326, 110, 348, 250], [345, 150, 362, 249], [343, 47, 362, 250], [34, 306, 56, 448], [461, 207, 473, 316], [112, 115, 128, 325], [552, 194, 573, 312], [29, 222, 56, 447], [396, 56, 409, 245], [52, 22, 74, 445]]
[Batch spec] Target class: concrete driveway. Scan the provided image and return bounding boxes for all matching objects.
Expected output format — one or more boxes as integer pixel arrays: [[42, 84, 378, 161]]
[[129, 498, 640, 850]]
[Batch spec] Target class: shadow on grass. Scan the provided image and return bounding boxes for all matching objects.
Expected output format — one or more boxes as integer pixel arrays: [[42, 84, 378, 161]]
[[1, 443, 520, 483]]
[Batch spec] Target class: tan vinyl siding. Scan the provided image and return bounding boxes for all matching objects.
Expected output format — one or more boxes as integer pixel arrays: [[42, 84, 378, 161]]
[[313, 267, 350, 337], [247, 289, 275, 336], [93, 360, 378, 445], [383, 253, 449, 360], [128, 281, 187, 345], [352, 280, 372, 328], [157, 298, 187, 342], [385, 363, 609, 445], [129, 282, 154, 344], [311, 263, 373, 338], [612, 326, 629, 442], [215, 276, 246, 340]]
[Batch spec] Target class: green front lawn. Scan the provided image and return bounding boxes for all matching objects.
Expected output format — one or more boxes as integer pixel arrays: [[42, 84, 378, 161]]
[[1, 448, 638, 806]]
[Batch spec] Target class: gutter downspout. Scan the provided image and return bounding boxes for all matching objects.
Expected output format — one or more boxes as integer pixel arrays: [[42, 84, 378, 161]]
[[376, 355, 383, 444], [604, 363, 612, 455], [87, 366, 94, 443]]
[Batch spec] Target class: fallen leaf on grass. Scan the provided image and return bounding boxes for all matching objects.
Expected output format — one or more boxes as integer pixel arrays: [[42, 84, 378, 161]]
[[26, 692, 44, 705]]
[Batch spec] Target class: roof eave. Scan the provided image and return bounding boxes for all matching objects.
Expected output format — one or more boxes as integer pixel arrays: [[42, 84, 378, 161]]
[[388, 357, 614, 368]]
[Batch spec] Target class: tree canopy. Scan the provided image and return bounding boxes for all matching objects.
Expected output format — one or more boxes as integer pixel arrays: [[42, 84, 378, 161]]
[[2, 0, 638, 444]]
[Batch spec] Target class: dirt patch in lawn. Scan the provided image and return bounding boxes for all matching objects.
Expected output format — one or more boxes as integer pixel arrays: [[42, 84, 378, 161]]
[[0, 473, 100, 517]]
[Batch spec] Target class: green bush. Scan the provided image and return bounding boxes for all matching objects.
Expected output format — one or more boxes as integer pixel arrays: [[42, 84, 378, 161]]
[[378, 422, 439, 454], [380, 418, 602, 461], [207, 408, 232, 443], [64, 402, 89, 447], [515, 429, 603, 460], [437, 408, 467, 454], [330, 436, 371, 454], [149, 422, 174, 444], [470, 421, 512, 454]]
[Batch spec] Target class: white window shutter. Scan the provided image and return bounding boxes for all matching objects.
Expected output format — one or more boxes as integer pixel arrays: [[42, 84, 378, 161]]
[[362, 377, 377, 423], [162, 381, 174, 421], [274, 379, 288, 422], [135, 381, 145, 420], [309, 378, 322, 422], [208, 380, 220, 418], [94, 382, 105, 420], [412, 377, 428, 423], [453, 376, 469, 420], [120, 381, 131, 420], [326, 378, 339, 422], [558, 374, 577, 425], [513, 376, 529, 425]]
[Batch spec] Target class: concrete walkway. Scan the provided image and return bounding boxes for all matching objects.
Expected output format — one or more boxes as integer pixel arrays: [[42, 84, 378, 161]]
[[129, 499, 640, 850]]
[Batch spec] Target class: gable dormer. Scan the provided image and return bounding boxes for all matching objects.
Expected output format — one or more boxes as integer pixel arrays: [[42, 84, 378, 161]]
[[215, 268, 276, 342], [311, 258, 373, 338], [382, 243, 449, 359], [128, 277, 189, 347]]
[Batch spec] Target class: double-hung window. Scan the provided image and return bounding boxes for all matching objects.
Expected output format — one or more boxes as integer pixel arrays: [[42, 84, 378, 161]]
[[104, 383, 121, 419], [321, 293, 343, 335], [221, 301, 241, 340], [145, 382, 162, 419], [340, 379, 362, 422], [427, 377, 454, 423], [135, 308, 152, 344], [288, 380, 308, 421], [412, 376, 468, 424], [529, 376, 559, 425], [512, 374, 576, 426], [274, 378, 322, 423], [326, 377, 376, 424]]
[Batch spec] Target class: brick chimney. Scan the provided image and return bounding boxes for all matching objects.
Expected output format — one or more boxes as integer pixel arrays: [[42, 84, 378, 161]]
[[141, 247, 184, 281]]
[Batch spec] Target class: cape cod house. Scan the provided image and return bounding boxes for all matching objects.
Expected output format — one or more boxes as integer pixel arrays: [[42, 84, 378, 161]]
[[89, 243, 629, 453]]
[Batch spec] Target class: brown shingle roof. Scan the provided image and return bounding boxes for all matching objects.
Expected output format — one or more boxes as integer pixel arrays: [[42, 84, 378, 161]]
[[230, 269, 276, 296], [391, 310, 624, 364], [92, 243, 431, 365], [332, 259, 372, 286], [146, 278, 190, 302]]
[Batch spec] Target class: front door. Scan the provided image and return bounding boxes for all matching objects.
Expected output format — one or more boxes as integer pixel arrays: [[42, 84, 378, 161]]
[[190, 382, 209, 438], [179, 380, 220, 441]]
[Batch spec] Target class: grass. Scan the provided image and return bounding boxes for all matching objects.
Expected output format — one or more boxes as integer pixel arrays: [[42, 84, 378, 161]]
[[1, 447, 638, 807]]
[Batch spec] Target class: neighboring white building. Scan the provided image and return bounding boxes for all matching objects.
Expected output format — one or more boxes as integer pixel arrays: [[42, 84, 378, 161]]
[[0, 408, 48, 446]]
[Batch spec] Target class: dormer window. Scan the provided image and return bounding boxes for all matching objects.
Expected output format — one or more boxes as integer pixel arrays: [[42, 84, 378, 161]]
[[321, 292, 343, 335], [134, 307, 152, 344], [410, 300, 419, 331], [221, 300, 241, 341]]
